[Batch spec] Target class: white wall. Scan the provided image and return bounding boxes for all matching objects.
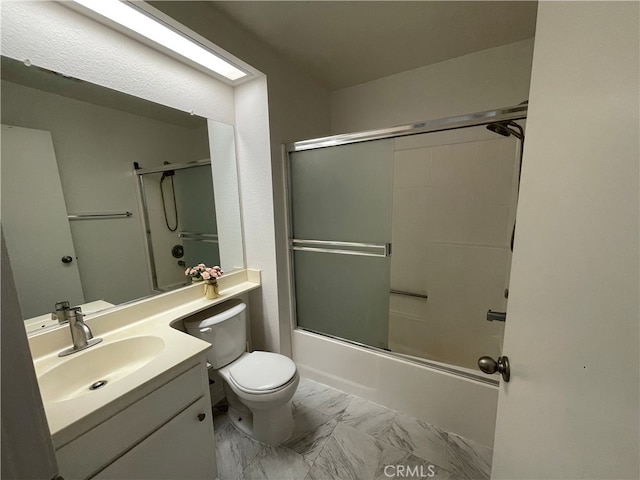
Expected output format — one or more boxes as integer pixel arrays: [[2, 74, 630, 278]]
[[233, 76, 281, 351], [1, 80, 208, 307], [492, 2, 639, 477], [331, 39, 534, 134]]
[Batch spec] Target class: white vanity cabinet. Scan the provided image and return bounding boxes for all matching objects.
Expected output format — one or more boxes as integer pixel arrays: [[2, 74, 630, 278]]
[[55, 362, 216, 479], [93, 397, 214, 479]]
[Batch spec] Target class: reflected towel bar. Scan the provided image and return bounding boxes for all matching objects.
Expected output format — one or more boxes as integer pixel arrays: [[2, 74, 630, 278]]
[[68, 212, 132, 220], [390, 289, 428, 299]]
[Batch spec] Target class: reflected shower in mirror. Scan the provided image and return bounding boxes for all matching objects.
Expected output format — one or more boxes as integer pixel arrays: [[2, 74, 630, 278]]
[[0, 56, 244, 327], [137, 161, 221, 291]]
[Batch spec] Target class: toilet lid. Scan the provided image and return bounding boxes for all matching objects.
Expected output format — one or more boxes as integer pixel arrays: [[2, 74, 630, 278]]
[[229, 352, 296, 392]]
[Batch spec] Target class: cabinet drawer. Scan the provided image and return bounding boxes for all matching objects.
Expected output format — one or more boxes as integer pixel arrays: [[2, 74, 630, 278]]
[[57, 364, 205, 480], [92, 397, 216, 479]]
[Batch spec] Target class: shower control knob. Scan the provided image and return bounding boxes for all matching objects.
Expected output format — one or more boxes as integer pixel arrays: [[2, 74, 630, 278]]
[[61, 256, 73, 264], [478, 355, 510, 382]]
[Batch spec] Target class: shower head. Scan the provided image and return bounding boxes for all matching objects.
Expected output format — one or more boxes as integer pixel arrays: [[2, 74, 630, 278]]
[[486, 123, 512, 137], [486, 121, 524, 141], [160, 161, 175, 180]]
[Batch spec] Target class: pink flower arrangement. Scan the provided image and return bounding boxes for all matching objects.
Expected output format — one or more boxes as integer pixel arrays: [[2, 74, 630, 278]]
[[185, 263, 223, 281]]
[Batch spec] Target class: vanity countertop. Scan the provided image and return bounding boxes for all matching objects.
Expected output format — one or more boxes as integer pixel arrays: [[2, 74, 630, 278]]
[[28, 269, 261, 449]]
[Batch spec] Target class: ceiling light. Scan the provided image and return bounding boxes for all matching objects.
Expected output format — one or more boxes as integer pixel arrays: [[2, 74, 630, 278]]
[[72, 0, 247, 81]]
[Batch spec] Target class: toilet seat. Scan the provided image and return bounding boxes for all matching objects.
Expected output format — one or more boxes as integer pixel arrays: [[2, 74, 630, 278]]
[[228, 351, 297, 394]]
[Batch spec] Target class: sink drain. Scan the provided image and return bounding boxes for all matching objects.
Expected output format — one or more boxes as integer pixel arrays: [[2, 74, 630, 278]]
[[89, 380, 108, 391]]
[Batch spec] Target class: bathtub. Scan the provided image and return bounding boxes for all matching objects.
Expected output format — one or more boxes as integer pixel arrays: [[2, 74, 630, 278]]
[[292, 329, 499, 447]]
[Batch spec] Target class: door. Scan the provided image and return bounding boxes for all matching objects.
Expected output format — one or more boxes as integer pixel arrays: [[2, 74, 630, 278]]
[[173, 165, 221, 268], [1, 125, 84, 318], [491, 3, 639, 478], [289, 139, 394, 349]]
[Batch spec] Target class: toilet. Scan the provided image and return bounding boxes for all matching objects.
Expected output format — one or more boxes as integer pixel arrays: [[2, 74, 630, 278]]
[[184, 299, 299, 446]]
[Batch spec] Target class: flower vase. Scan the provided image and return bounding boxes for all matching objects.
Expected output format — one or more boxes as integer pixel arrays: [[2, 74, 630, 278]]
[[204, 279, 219, 299]]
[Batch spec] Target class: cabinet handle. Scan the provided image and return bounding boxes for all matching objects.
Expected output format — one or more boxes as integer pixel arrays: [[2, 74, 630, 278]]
[[198, 413, 206, 422]]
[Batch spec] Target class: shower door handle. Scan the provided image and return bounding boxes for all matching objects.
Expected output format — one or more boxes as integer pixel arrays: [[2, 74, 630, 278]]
[[291, 239, 391, 258], [478, 355, 510, 382]]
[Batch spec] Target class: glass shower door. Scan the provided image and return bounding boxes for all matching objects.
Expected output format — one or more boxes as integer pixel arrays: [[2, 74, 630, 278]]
[[289, 139, 394, 349], [173, 165, 221, 268]]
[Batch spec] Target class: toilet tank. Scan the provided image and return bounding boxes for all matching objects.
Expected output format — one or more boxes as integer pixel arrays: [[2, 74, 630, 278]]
[[184, 299, 247, 368]]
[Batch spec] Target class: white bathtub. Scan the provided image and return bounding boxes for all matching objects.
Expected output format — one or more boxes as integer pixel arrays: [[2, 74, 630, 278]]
[[292, 329, 499, 447]]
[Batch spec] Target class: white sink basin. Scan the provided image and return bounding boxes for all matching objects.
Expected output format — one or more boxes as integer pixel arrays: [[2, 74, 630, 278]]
[[38, 336, 165, 403]]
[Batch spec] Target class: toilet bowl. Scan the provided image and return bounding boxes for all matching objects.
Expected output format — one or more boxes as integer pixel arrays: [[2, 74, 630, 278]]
[[219, 352, 299, 445], [184, 300, 298, 446]]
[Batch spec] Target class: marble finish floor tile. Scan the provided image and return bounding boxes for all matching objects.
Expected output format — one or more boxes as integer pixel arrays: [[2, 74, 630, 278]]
[[374, 443, 433, 480], [242, 445, 310, 480], [373, 443, 456, 480], [382, 412, 448, 467], [312, 422, 384, 480], [311, 388, 354, 418], [215, 422, 262, 480], [446, 433, 493, 480], [292, 378, 330, 412], [305, 463, 342, 480], [293, 379, 355, 417], [341, 396, 397, 438], [284, 408, 338, 461], [212, 378, 492, 480]]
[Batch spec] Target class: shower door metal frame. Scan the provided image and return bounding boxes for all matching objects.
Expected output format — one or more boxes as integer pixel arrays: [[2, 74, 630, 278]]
[[286, 104, 527, 152], [285, 103, 527, 385]]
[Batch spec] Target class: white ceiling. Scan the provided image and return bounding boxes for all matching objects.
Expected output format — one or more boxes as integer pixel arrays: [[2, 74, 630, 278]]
[[210, 1, 538, 90]]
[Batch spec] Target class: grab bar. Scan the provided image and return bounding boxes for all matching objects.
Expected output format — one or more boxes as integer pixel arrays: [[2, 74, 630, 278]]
[[68, 212, 132, 220], [390, 289, 428, 299]]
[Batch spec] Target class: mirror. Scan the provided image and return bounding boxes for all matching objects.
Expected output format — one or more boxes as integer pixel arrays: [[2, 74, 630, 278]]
[[0, 56, 245, 329]]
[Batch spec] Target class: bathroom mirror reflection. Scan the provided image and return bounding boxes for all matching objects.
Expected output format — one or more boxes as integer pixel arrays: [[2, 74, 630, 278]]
[[0, 56, 245, 328]]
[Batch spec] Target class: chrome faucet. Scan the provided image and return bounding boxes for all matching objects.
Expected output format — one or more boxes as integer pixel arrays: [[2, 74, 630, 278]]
[[52, 300, 71, 323], [58, 306, 102, 357]]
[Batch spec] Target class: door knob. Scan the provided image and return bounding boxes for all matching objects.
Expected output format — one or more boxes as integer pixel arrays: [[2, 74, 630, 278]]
[[478, 355, 510, 382], [61, 256, 73, 264]]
